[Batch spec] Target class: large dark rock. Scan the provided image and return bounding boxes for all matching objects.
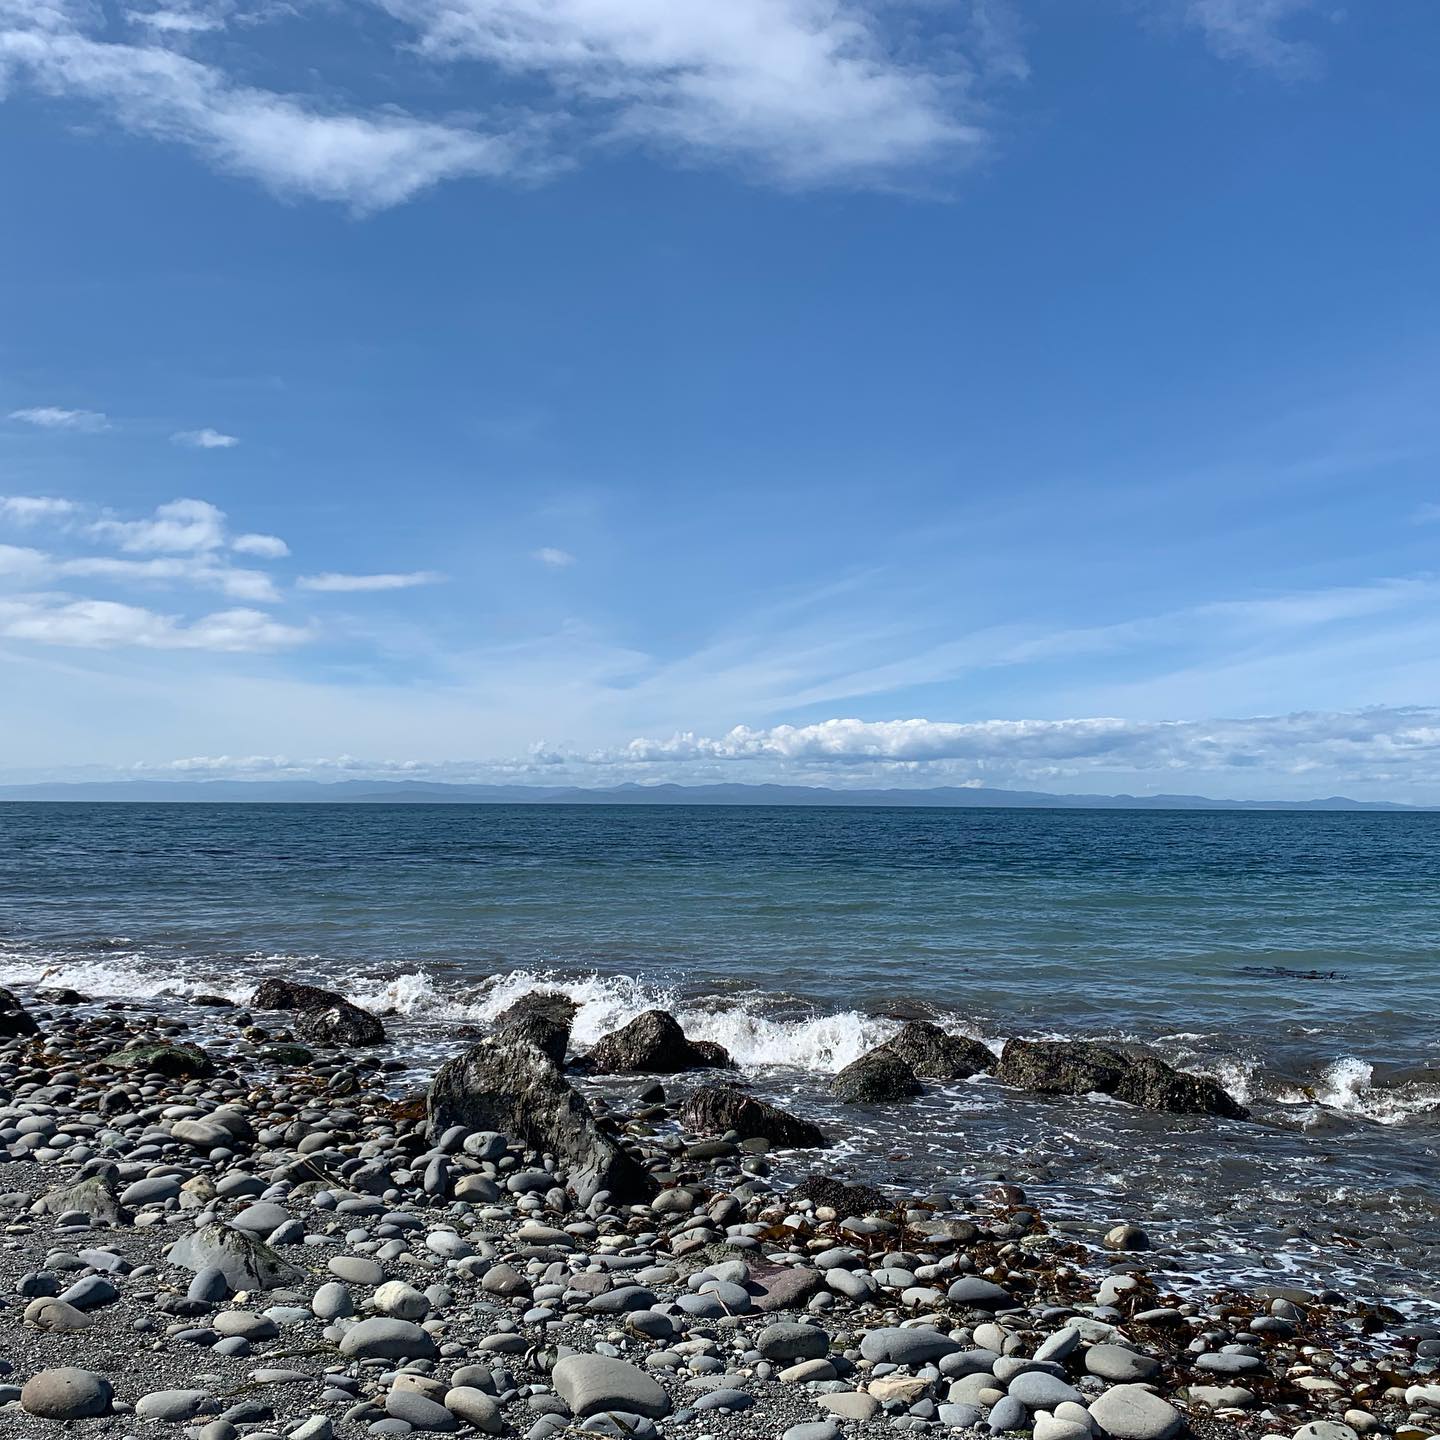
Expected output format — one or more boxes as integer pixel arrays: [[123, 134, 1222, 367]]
[[995, 1039, 1250, 1119], [103, 1043, 214, 1078], [492, 990, 577, 1066], [249, 979, 385, 1046], [0, 986, 39, 1038], [683, 1086, 829, 1148], [788, 1174, 888, 1216], [831, 1047, 922, 1103], [877, 1020, 992, 1080], [585, 1010, 733, 1074], [428, 1035, 655, 1205]]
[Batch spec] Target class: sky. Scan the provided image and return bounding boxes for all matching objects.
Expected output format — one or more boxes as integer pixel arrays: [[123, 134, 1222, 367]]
[[2, 0, 1439, 800]]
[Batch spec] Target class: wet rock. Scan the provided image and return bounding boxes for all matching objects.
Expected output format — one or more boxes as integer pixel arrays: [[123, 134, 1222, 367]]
[[492, 990, 578, 1066], [250, 979, 385, 1046], [682, 1086, 829, 1148], [876, 1019, 993, 1080], [103, 1042, 215, 1077], [995, 1039, 1250, 1119], [585, 1010, 733, 1073], [428, 1034, 655, 1205], [0, 984, 40, 1037], [832, 1046, 923, 1103]]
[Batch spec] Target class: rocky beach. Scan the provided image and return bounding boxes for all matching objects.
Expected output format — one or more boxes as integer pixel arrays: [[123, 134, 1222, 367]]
[[1, 978, 1436, 1440]]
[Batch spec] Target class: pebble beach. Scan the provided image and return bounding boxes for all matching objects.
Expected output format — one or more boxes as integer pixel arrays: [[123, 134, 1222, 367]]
[[2, 978, 1437, 1440]]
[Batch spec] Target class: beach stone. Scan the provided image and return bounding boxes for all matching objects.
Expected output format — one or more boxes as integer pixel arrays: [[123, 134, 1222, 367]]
[[169, 1223, 304, 1291], [1088, 1384, 1183, 1440], [1034, 1418, 1094, 1440], [586, 1009, 732, 1072], [1293, 1426, 1360, 1440], [135, 1389, 216, 1422], [757, 1321, 831, 1361], [23, 1297, 93, 1331], [1008, 1372, 1084, 1409], [751, 1264, 826, 1311], [0, 984, 40, 1036], [20, 1367, 113, 1419], [173, 1118, 234, 1150], [231, 1201, 291, 1236], [1103, 1224, 1150, 1252], [682, 1086, 828, 1147], [31, 1174, 127, 1226], [444, 1387, 503, 1433], [859, 1327, 961, 1365], [1085, 1345, 1161, 1383], [947, 1276, 1013, 1309], [939, 1404, 984, 1430], [339, 1317, 439, 1361], [995, 1039, 1249, 1119], [386, 1389, 458, 1432], [550, 1355, 671, 1419], [330, 1255, 385, 1286], [832, 1048, 922, 1103], [373, 1281, 429, 1320], [988, 1396, 1028, 1433], [876, 1020, 993, 1079], [104, 1042, 215, 1077], [783, 1423, 841, 1440], [819, 1392, 882, 1422]]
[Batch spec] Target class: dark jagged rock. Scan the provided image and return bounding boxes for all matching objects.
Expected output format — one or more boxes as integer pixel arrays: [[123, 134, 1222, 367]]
[[995, 1038, 1250, 1119], [249, 979, 385, 1046], [0, 985, 40, 1037], [682, 1085, 829, 1148], [585, 1010, 733, 1074], [789, 1174, 888, 1216], [877, 1019, 993, 1080], [831, 1047, 922, 1103], [492, 989, 578, 1066], [428, 1035, 656, 1205], [102, 1043, 214, 1078]]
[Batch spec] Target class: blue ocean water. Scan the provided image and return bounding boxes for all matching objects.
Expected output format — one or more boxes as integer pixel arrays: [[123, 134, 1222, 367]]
[[2, 802, 1438, 1303]]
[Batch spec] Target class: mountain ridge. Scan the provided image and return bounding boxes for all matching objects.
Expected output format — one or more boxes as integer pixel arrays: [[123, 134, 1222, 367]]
[[0, 779, 1427, 810]]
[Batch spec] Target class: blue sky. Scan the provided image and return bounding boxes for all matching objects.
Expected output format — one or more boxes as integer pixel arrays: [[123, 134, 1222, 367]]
[[2, 0, 1439, 799]]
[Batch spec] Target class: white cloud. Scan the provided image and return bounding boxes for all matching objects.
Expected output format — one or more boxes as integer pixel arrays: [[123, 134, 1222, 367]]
[[297, 570, 445, 592], [533, 546, 575, 567], [231, 532, 289, 558], [0, 596, 308, 651], [379, 0, 983, 184], [0, 495, 77, 524], [90, 497, 227, 553], [7, 405, 109, 431], [1183, 0, 1322, 75], [59, 554, 280, 602], [0, 19, 531, 211], [172, 427, 239, 448]]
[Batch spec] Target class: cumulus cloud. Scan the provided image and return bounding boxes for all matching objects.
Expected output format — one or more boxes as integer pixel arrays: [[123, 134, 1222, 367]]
[[297, 570, 445, 592], [0, 596, 307, 651], [231, 532, 289, 558], [7, 405, 109, 430], [172, 427, 239, 448], [533, 547, 575, 567], [0, 495, 77, 524], [1182, 0, 1323, 75], [89, 497, 228, 552]]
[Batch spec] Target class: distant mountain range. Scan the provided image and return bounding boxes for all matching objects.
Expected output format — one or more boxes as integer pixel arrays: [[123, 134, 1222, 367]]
[[0, 779, 1428, 810]]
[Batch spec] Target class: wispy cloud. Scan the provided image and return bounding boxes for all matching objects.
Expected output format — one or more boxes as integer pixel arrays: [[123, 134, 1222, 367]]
[[7, 405, 109, 431], [297, 570, 445, 592], [231, 532, 289, 558], [0, 17, 532, 212], [533, 546, 575, 568], [0, 596, 307, 651], [172, 427, 239, 448], [1182, 0, 1323, 76], [90, 497, 229, 553]]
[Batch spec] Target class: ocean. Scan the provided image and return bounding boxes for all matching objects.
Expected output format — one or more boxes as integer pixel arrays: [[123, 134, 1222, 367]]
[[2, 802, 1438, 1308]]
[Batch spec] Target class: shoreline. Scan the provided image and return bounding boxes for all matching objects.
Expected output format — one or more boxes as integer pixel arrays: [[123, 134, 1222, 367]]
[[1, 980, 1438, 1440]]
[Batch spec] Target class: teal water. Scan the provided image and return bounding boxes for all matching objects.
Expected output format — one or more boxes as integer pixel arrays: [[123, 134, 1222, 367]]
[[2, 802, 1438, 1303]]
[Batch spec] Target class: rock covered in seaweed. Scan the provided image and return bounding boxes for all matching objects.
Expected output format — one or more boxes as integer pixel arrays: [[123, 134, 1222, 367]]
[[584, 1009, 733, 1073], [682, 1085, 829, 1148], [831, 1046, 922, 1103], [250, 978, 385, 1046], [995, 1038, 1250, 1118], [876, 1018, 993, 1080]]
